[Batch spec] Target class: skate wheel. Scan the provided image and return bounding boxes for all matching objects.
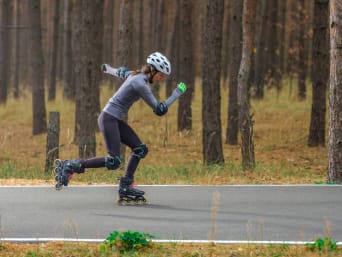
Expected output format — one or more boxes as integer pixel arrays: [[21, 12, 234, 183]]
[[138, 197, 147, 205], [116, 199, 125, 206], [54, 159, 62, 167], [55, 183, 63, 191], [54, 167, 61, 174]]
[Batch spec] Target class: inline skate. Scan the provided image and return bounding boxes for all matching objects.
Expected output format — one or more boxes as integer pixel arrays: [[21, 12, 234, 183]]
[[116, 176, 147, 205], [54, 159, 84, 190]]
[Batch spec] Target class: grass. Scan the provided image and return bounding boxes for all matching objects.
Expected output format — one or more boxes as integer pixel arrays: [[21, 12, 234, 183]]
[[0, 241, 341, 257], [0, 80, 335, 256]]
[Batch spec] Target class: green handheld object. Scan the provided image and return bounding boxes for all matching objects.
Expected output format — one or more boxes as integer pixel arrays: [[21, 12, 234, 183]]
[[177, 82, 187, 93]]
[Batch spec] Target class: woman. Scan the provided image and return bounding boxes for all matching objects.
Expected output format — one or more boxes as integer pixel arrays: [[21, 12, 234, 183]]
[[54, 52, 187, 205]]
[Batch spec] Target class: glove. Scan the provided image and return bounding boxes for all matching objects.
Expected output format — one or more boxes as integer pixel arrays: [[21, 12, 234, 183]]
[[117, 66, 129, 79], [101, 63, 109, 72], [177, 82, 187, 94], [154, 102, 168, 116]]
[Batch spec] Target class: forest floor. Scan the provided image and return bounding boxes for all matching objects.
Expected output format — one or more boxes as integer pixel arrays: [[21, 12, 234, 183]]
[[0, 83, 328, 186]]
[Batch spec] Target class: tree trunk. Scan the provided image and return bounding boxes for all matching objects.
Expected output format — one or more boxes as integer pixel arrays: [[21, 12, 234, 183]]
[[103, 0, 114, 89], [253, 0, 267, 99], [166, 0, 180, 97], [77, 0, 103, 158], [226, 0, 243, 145], [72, 1, 82, 144], [287, 0, 300, 89], [13, 0, 21, 98], [308, 0, 329, 147], [45, 111, 60, 172], [137, 0, 144, 66], [267, 0, 278, 89], [238, 0, 256, 170], [148, 0, 164, 99], [28, 0, 47, 135], [47, 0, 60, 101], [0, 0, 11, 104], [297, 0, 307, 100], [221, 0, 231, 85], [202, 0, 225, 165], [274, 0, 286, 92], [115, 0, 134, 161], [328, 0, 342, 183], [115, 0, 133, 86], [62, 0, 73, 100], [178, 0, 194, 131]]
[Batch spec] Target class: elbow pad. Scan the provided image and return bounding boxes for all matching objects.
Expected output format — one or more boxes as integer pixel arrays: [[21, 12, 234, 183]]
[[154, 102, 168, 116]]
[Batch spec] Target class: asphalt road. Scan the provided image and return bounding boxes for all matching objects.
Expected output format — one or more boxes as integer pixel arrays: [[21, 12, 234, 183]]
[[0, 185, 341, 242]]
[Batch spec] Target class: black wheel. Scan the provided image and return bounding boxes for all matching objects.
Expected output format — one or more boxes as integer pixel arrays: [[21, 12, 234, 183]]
[[139, 197, 147, 205], [54, 167, 61, 174], [55, 183, 63, 191]]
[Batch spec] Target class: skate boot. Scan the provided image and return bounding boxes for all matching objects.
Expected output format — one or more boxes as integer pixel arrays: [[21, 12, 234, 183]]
[[54, 159, 84, 190], [116, 176, 147, 205]]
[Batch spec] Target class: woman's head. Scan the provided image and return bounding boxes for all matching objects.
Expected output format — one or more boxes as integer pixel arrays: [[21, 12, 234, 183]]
[[146, 52, 171, 76], [133, 52, 171, 84]]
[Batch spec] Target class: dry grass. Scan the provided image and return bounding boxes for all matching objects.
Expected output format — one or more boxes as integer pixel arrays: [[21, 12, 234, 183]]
[[0, 81, 327, 185], [0, 241, 340, 257]]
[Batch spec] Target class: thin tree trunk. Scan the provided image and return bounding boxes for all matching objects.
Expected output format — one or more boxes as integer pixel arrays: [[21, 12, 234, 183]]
[[166, 0, 179, 97], [202, 0, 225, 165], [62, 0, 73, 100], [73, 1, 82, 144], [47, 0, 60, 101], [274, 0, 286, 93], [13, 0, 21, 98], [178, 0, 193, 131], [308, 0, 329, 147], [115, 0, 134, 161], [226, 0, 243, 145], [28, 0, 47, 135], [328, 0, 342, 183], [0, 0, 11, 104], [103, 0, 114, 89], [238, 0, 256, 170], [253, 0, 267, 99], [77, 0, 103, 158], [297, 0, 307, 100]]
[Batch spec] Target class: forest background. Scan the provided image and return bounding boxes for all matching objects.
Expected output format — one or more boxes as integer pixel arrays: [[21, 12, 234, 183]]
[[0, 0, 340, 185]]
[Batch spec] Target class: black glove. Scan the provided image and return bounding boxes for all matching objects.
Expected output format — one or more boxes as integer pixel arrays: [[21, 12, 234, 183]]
[[154, 102, 168, 116]]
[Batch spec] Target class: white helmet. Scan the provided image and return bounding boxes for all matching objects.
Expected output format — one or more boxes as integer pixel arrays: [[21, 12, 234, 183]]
[[146, 52, 171, 75]]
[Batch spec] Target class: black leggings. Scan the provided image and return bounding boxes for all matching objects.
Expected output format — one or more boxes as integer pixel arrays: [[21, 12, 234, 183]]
[[98, 111, 142, 157], [81, 112, 143, 179]]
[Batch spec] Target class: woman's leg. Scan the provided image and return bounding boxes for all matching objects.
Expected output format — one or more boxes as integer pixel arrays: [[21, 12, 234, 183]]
[[80, 112, 121, 169], [118, 121, 147, 180]]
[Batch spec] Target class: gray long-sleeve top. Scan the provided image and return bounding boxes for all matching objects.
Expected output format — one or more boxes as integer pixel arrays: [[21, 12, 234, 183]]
[[103, 71, 183, 120], [103, 73, 157, 120]]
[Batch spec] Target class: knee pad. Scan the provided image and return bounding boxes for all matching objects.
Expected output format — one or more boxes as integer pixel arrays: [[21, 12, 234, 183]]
[[132, 144, 148, 159], [105, 156, 122, 170]]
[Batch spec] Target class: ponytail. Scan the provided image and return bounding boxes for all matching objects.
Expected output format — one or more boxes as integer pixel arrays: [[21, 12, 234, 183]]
[[131, 64, 156, 76]]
